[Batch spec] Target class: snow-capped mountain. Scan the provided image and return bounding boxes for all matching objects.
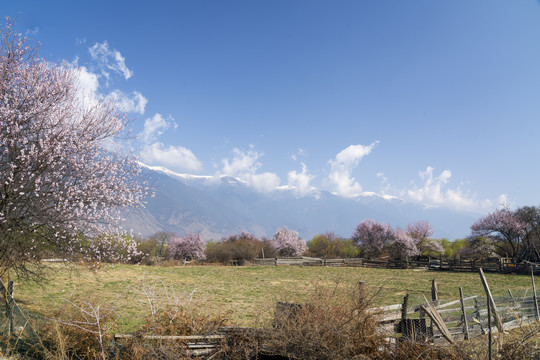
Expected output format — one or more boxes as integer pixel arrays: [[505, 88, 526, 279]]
[[121, 163, 478, 241]]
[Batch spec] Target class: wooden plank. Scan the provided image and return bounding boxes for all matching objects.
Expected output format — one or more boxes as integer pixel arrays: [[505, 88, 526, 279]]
[[420, 303, 455, 344], [373, 303, 402, 312], [532, 267, 540, 320], [437, 295, 478, 310], [479, 268, 503, 333], [459, 287, 470, 340], [114, 334, 225, 341]]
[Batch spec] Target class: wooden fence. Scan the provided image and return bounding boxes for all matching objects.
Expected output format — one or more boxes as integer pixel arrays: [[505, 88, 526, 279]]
[[374, 268, 540, 345], [253, 256, 535, 274]]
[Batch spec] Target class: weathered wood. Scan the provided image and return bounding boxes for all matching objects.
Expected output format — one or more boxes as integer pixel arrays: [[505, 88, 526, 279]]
[[401, 294, 409, 322], [531, 267, 540, 320], [487, 294, 493, 360], [459, 287, 470, 340], [358, 281, 365, 300], [420, 303, 454, 344], [479, 268, 503, 333], [114, 334, 225, 341], [431, 278, 439, 305], [437, 295, 477, 310]]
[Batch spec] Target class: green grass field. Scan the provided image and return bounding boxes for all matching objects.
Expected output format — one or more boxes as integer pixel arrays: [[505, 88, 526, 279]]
[[13, 264, 538, 331]]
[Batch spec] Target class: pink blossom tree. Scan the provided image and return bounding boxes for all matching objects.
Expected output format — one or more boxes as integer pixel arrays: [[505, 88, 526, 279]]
[[0, 19, 145, 278], [387, 229, 419, 259], [270, 227, 306, 257], [351, 219, 393, 259], [167, 233, 206, 261], [406, 221, 443, 255], [470, 208, 528, 261]]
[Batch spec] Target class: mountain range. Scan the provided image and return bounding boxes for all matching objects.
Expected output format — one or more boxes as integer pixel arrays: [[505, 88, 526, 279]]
[[121, 164, 479, 241]]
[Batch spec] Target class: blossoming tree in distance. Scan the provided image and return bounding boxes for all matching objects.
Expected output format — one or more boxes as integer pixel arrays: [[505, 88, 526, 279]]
[[271, 227, 306, 257], [167, 233, 206, 261]]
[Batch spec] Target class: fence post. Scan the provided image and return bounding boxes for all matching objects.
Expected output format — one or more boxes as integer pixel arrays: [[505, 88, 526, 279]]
[[479, 268, 503, 333], [473, 296, 484, 333], [431, 278, 439, 305], [487, 295, 493, 360], [459, 287, 470, 340], [531, 266, 539, 321], [358, 281, 365, 301], [7, 280, 14, 336], [400, 293, 410, 341]]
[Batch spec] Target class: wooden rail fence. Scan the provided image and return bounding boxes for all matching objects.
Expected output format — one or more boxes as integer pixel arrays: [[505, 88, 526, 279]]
[[254, 256, 537, 274]]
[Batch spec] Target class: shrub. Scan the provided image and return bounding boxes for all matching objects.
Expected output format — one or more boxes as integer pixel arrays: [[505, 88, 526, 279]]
[[263, 281, 386, 359], [307, 232, 360, 258], [205, 232, 264, 265]]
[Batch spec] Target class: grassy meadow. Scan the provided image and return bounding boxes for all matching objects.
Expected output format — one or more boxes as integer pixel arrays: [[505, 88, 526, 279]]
[[13, 263, 538, 332]]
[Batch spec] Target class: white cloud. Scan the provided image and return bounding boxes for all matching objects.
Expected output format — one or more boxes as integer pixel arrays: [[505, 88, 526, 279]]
[[140, 113, 177, 143], [291, 148, 308, 161], [141, 143, 202, 172], [497, 194, 510, 208], [327, 142, 378, 198], [287, 163, 318, 197], [248, 172, 281, 193], [89, 41, 133, 80], [105, 90, 147, 115], [25, 27, 39, 36], [72, 65, 101, 111], [406, 166, 493, 211], [220, 147, 281, 192], [221, 147, 261, 176]]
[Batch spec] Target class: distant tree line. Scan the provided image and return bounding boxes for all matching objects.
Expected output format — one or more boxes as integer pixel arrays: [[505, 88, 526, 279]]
[[130, 205, 540, 266]]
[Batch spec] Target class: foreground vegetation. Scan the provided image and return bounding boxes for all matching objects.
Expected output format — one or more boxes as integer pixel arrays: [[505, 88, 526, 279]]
[[0, 263, 536, 359]]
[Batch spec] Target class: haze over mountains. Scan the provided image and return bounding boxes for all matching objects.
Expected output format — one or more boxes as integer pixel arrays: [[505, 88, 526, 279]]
[[121, 164, 478, 241]]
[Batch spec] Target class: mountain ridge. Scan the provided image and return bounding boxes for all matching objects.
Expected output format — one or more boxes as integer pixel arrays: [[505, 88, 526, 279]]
[[121, 164, 478, 241]]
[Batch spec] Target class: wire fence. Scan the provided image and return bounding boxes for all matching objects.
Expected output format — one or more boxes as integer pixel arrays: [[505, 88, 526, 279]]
[[0, 279, 45, 357]]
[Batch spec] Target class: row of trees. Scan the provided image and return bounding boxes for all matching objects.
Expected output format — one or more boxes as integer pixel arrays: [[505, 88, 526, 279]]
[[136, 227, 306, 265], [138, 205, 540, 265], [135, 221, 448, 265]]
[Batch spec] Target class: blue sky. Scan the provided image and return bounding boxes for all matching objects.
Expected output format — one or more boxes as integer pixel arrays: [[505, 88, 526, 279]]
[[5, 0, 540, 213]]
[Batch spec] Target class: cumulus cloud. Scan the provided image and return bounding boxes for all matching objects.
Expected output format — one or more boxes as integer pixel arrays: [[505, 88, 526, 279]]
[[141, 143, 202, 172], [327, 142, 378, 198], [221, 148, 261, 176], [406, 166, 493, 211], [89, 41, 133, 80], [249, 172, 281, 193], [72, 52, 146, 115], [74, 65, 100, 105], [140, 113, 177, 143], [287, 163, 318, 197], [220, 147, 280, 192], [105, 90, 147, 114]]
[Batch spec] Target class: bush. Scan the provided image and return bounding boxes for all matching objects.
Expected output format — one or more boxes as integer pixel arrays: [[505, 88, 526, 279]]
[[306, 232, 360, 258], [205, 232, 267, 265], [263, 281, 386, 359]]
